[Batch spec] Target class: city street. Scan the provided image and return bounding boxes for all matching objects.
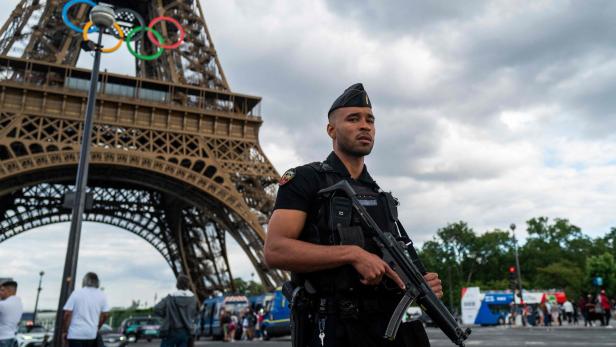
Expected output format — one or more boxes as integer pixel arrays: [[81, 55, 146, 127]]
[[134, 326, 616, 347]]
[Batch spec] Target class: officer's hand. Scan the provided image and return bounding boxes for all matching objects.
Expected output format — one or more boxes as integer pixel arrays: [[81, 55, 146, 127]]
[[424, 272, 443, 299], [351, 248, 405, 289]]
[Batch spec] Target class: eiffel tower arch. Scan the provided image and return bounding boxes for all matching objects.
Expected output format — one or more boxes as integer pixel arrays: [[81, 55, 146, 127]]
[[0, 0, 286, 299]]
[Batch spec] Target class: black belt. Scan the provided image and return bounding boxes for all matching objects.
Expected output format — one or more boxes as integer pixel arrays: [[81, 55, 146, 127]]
[[308, 293, 387, 317]]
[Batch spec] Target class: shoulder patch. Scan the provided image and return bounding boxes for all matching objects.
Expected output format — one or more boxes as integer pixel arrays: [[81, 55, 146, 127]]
[[279, 169, 296, 186]]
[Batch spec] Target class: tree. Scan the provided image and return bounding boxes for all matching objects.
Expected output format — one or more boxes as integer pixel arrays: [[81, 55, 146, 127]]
[[419, 217, 616, 312], [586, 253, 616, 295], [232, 278, 265, 296], [595, 228, 616, 258], [468, 229, 514, 285], [521, 217, 589, 288], [420, 222, 480, 310], [534, 261, 584, 299]]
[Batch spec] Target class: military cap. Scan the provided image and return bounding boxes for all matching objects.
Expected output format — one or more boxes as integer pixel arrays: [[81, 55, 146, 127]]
[[328, 83, 372, 116], [0, 279, 17, 287]]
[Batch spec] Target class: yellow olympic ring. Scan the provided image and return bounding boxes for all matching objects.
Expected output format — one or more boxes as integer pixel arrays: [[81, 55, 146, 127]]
[[82, 21, 125, 53]]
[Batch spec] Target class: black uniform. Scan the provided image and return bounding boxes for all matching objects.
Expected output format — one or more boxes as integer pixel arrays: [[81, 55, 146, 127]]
[[274, 152, 430, 347]]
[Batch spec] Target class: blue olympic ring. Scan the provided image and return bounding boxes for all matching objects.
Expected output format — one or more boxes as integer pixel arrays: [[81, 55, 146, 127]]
[[62, 0, 99, 34]]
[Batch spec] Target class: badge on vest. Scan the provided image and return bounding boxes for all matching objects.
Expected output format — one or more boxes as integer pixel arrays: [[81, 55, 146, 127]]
[[358, 198, 378, 206], [279, 169, 296, 186]]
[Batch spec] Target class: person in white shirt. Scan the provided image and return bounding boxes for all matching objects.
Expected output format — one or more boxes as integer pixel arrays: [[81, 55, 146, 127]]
[[62, 273, 110, 347], [563, 300, 574, 324], [0, 280, 23, 347]]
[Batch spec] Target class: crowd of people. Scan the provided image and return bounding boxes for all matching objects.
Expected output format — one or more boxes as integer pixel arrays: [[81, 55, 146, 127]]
[[576, 289, 614, 327], [514, 289, 615, 327], [219, 307, 266, 342]]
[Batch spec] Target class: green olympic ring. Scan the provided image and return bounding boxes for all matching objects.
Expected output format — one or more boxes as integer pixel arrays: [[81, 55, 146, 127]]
[[126, 26, 165, 61]]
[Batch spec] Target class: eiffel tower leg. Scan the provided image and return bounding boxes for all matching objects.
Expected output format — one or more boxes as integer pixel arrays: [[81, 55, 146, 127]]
[[162, 195, 199, 295]]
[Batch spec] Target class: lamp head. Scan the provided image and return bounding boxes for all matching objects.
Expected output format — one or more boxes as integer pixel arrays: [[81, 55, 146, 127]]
[[510, 223, 516, 231], [90, 5, 115, 28]]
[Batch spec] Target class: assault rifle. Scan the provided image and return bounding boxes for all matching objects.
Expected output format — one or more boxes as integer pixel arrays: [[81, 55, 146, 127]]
[[318, 180, 471, 346]]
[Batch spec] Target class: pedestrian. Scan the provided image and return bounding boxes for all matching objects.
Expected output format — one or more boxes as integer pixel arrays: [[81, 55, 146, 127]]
[[552, 302, 561, 326], [585, 294, 596, 327], [228, 314, 237, 342], [154, 274, 199, 347], [62, 272, 110, 347], [153, 274, 199, 347], [219, 308, 231, 342], [242, 308, 256, 340], [599, 289, 611, 326], [256, 308, 265, 340], [543, 301, 551, 326], [594, 294, 605, 326], [0, 280, 23, 347], [240, 310, 248, 341], [563, 299, 574, 324], [264, 83, 442, 346], [578, 295, 589, 326]]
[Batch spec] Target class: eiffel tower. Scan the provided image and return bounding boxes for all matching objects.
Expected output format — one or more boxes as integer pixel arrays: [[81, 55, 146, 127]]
[[0, 0, 286, 299]]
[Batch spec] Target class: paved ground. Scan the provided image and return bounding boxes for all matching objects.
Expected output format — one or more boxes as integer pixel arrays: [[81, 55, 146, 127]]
[[136, 326, 616, 347]]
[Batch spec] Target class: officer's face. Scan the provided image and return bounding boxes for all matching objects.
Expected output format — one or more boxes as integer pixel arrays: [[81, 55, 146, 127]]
[[328, 107, 375, 157]]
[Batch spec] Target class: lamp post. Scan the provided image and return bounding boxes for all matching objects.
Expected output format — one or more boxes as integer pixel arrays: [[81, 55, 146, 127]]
[[510, 223, 526, 326], [52, 6, 116, 347], [32, 271, 44, 326]]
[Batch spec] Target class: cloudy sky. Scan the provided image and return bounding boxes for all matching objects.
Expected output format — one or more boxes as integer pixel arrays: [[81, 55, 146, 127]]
[[3, 0, 616, 310]]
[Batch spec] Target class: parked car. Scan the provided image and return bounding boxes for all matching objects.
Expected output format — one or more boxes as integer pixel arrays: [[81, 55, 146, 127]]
[[99, 324, 126, 347], [119, 317, 161, 342], [15, 325, 49, 347]]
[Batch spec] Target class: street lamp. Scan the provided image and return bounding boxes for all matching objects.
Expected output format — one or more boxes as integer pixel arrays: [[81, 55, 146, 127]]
[[32, 271, 44, 326], [510, 223, 526, 326], [52, 6, 117, 347]]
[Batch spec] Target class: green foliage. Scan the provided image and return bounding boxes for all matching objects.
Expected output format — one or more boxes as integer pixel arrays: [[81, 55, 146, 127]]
[[535, 261, 584, 298], [586, 252, 616, 294], [232, 278, 265, 296], [419, 217, 616, 311]]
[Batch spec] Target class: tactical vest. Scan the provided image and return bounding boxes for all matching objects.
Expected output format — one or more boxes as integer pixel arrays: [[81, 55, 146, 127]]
[[294, 161, 403, 295]]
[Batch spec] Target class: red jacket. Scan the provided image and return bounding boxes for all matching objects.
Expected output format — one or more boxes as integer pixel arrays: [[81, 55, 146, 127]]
[[600, 293, 611, 311]]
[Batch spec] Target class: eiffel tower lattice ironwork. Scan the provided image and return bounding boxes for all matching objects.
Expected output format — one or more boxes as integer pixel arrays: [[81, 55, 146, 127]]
[[0, 0, 287, 299]]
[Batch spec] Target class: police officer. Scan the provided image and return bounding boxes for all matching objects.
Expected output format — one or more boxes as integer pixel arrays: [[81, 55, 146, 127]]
[[265, 83, 443, 347]]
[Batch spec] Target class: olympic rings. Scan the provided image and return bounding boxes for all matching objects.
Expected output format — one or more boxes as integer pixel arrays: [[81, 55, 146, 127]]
[[62, 0, 98, 33], [82, 21, 124, 53], [126, 27, 164, 61], [61, 1, 185, 59], [147, 16, 186, 49]]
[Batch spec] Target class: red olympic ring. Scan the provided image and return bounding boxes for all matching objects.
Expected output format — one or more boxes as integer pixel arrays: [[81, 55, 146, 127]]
[[146, 16, 185, 49]]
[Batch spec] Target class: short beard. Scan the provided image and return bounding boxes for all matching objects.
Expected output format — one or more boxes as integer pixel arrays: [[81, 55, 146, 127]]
[[338, 139, 373, 157]]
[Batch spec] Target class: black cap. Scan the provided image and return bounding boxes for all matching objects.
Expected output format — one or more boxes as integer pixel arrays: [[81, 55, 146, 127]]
[[328, 83, 372, 116], [0, 280, 17, 288]]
